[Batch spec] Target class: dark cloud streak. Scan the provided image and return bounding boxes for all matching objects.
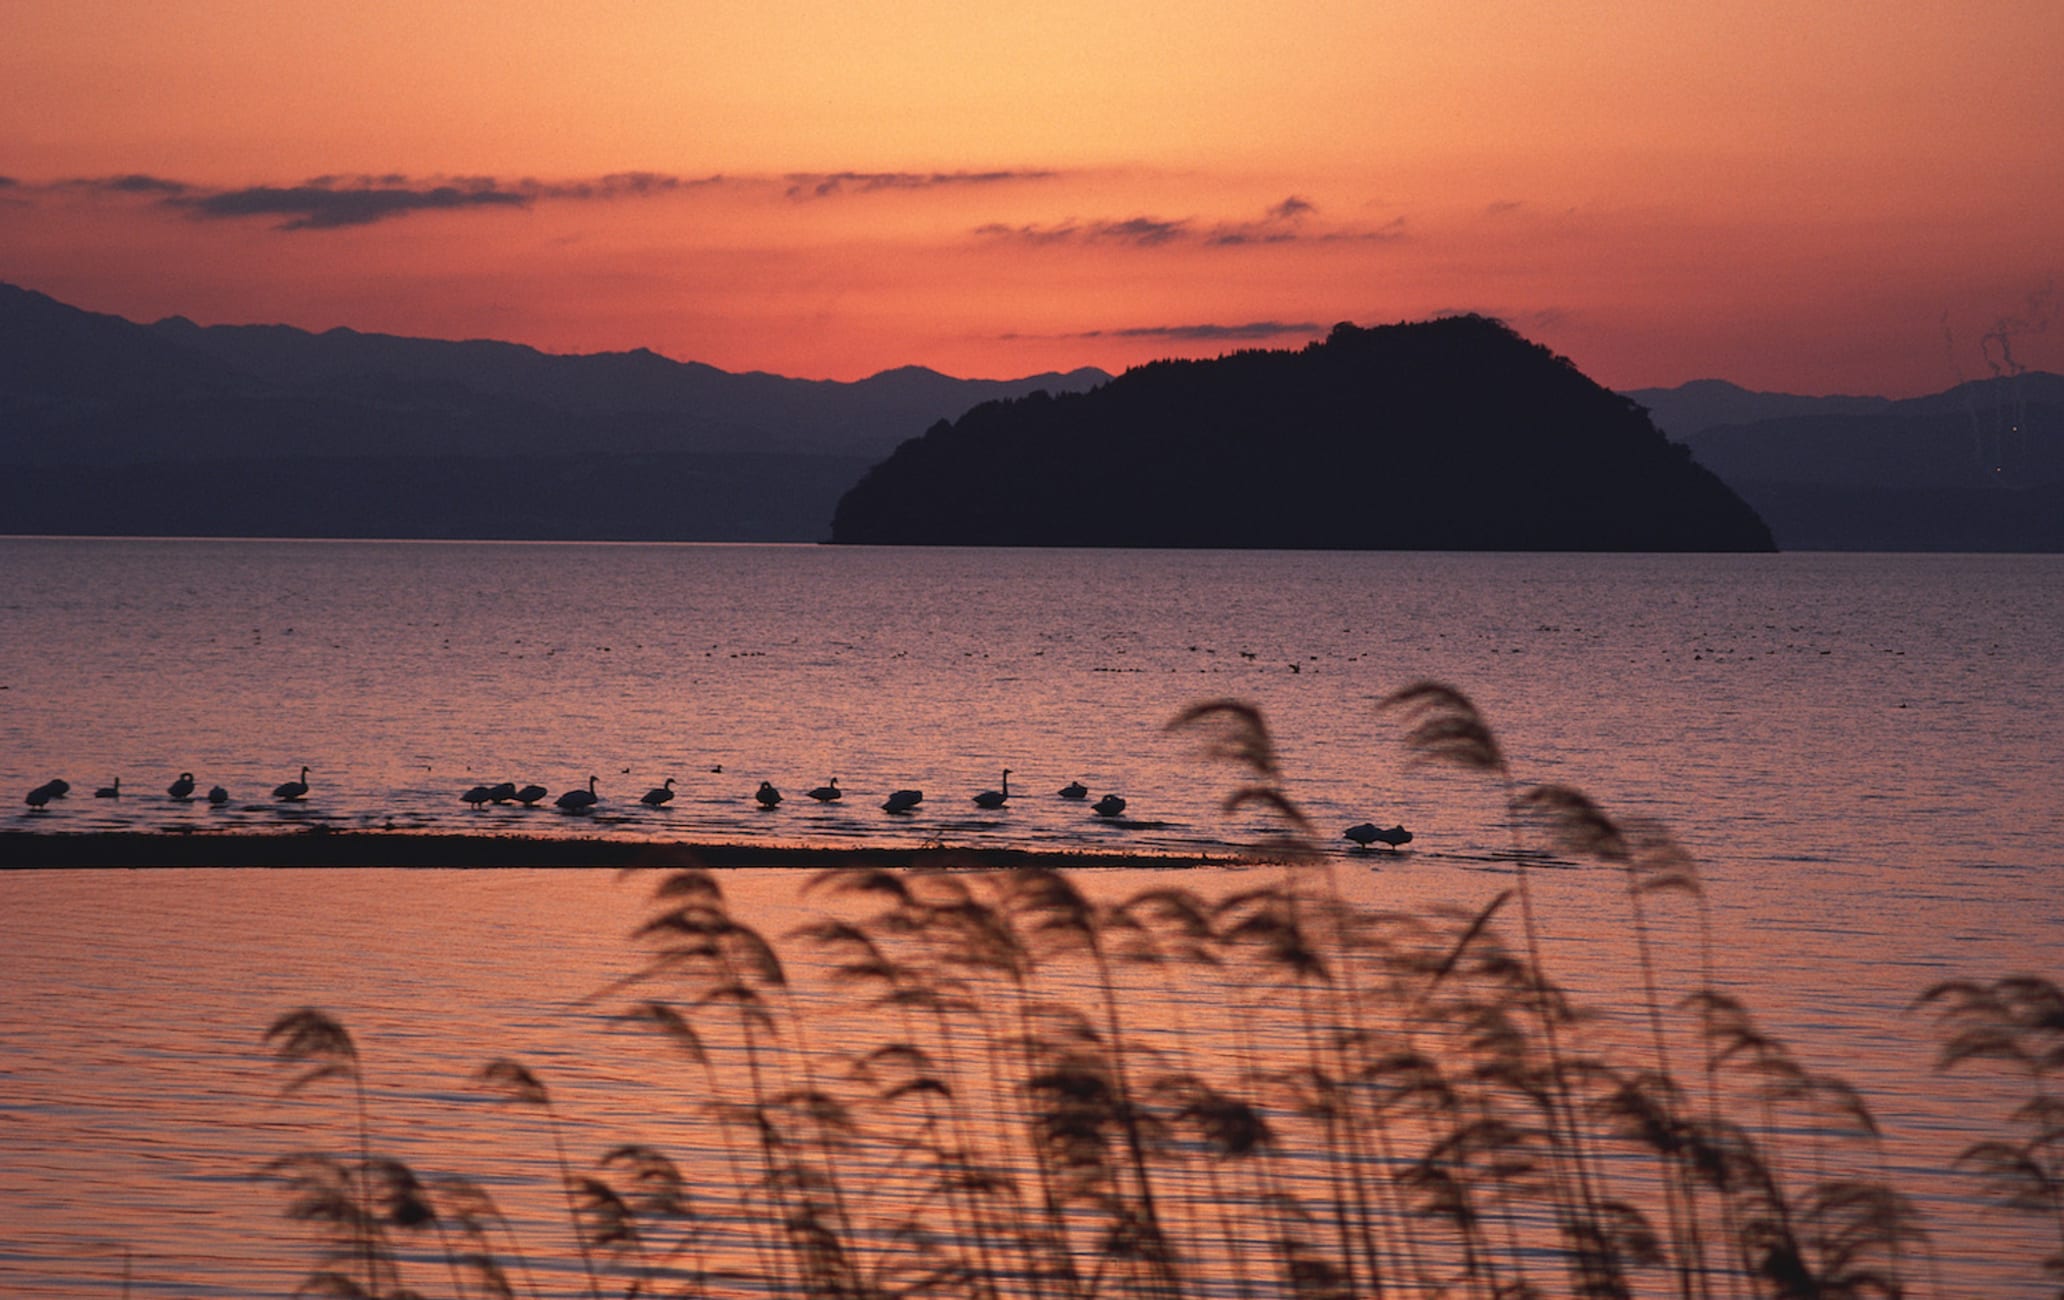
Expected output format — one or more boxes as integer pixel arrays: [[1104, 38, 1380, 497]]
[[174, 182, 531, 230], [784, 170, 1058, 200]]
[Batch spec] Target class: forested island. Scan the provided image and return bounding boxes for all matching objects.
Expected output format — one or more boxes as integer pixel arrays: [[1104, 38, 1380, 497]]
[[831, 316, 1775, 551]]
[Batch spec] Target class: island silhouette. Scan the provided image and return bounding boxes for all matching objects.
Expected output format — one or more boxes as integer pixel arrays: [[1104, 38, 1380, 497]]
[[831, 316, 1776, 551]]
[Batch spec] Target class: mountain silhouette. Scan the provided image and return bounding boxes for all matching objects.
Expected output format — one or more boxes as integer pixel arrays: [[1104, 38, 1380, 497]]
[[0, 281, 1107, 540], [1631, 371, 2064, 550], [831, 317, 1775, 551]]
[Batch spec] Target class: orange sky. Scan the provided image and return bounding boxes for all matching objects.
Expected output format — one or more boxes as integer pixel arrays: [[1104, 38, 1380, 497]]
[[2, 0, 2058, 393]]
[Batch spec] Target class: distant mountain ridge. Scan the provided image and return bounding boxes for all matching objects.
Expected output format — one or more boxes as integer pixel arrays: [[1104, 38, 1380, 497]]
[[832, 317, 1775, 551], [0, 281, 1107, 540], [1626, 372, 2064, 550]]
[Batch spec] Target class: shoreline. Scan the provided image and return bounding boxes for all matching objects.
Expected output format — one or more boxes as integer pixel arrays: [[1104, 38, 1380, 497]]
[[0, 829, 1242, 871]]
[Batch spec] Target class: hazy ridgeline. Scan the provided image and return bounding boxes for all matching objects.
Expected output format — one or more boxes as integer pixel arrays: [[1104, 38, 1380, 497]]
[[244, 687, 2061, 1300]]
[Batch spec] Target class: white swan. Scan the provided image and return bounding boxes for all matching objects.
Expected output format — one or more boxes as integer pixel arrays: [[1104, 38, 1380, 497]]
[[486, 781, 518, 804], [755, 780, 783, 809], [462, 784, 493, 808], [883, 788, 923, 814], [1092, 793, 1126, 818], [555, 775, 599, 813], [1373, 824, 1413, 850], [95, 777, 121, 798], [642, 778, 676, 807], [807, 778, 842, 802], [973, 769, 1012, 809], [1058, 781, 1088, 800], [1343, 822, 1380, 849], [272, 766, 310, 801], [168, 772, 196, 800], [514, 784, 548, 807]]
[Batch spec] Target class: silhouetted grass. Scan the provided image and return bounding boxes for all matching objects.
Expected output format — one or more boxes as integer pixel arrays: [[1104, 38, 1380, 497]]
[[255, 685, 2044, 1298]]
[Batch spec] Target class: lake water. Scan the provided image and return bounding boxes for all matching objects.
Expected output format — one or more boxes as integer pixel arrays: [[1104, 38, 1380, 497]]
[[2, 539, 2061, 1296]]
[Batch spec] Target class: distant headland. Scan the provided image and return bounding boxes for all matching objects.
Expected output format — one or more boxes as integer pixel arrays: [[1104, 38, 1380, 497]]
[[831, 316, 1776, 551]]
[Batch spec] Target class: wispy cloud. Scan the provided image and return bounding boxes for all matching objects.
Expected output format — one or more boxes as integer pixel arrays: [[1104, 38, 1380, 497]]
[[1004, 320, 1326, 343], [69, 173, 192, 196], [978, 198, 1405, 250], [173, 180, 531, 229], [975, 216, 1195, 247], [783, 170, 1059, 200]]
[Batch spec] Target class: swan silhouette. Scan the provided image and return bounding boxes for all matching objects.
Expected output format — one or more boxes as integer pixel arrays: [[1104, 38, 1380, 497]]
[[755, 781, 783, 809], [641, 778, 676, 807], [514, 783, 549, 807], [1092, 793, 1127, 818], [883, 788, 923, 814], [1058, 781, 1088, 799], [41, 779, 69, 798], [168, 772, 196, 800], [486, 781, 518, 804], [1343, 822, 1380, 850], [95, 778, 121, 798], [462, 785, 493, 808], [973, 769, 1012, 809], [1372, 824, 1413, 850], [207, 785, 229, 805], [272, 766, 310, 801], [25, 781, 60, 809], [807, 778, 842, 802], [555, 776, 599, 813]]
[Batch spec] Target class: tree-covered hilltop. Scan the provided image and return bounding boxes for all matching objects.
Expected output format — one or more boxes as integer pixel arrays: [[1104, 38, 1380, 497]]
[[831, 316, 1776, 551]]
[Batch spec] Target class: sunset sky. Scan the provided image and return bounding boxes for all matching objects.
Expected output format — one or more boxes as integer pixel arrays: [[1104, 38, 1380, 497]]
[[3, 0, 2057, 394]]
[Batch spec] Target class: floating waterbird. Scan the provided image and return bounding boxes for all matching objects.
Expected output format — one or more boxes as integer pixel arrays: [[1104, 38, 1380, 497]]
[[555, 776, 599, 813], [1372, 824, 1413, 850], [41, 779, 70, 798], [641, 778, 676, 807], [462, 785, 494, 808], [973, 769, 1012, 809], [883, 788, 923, 814], [486, 782, 517, 804], [1344, 822, 1380, 850], [272, 766, 310, 801], [1092, 793, 1127, 818], [207, 785, 229, 804], [1058, 780, 1088, 799], [755, 781, 783, 809], [95, 778, 121, 798], [25, 781, 59, 809], [168, 772, 196, 800], [807, 778, 842, 802], [514, 784, 549, 807]]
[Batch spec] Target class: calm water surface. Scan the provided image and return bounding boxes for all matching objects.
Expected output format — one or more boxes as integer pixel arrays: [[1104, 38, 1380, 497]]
[[2, 540, 2061, 1294]]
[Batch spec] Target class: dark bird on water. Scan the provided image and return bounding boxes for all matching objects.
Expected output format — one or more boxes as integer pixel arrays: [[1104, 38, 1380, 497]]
[[755, 781, 783, 809], [41, 779, 70, 798], [486, 781, 518, 804], [1372, 824, 1413, 850], [514, 784, 549, 807], [883, 788, 923, 814], [1092, 793, 1127, 818], [556, 776, 599, 813], [462, 785, 493, 808], [207, 785, 229, 804], [641, 778, 676, 807], [168, 772, 196, 800], [273, 766, 310, 801], [807, 778, 842, 802], [25, 781, 59, 809], [95, 778, 121, 798], [973, 769, 1012, 809], [1058, 780, 1088, 800]]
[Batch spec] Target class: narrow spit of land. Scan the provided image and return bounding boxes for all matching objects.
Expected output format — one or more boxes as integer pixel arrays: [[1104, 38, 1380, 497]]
[[0, 830, 1236, 871]]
